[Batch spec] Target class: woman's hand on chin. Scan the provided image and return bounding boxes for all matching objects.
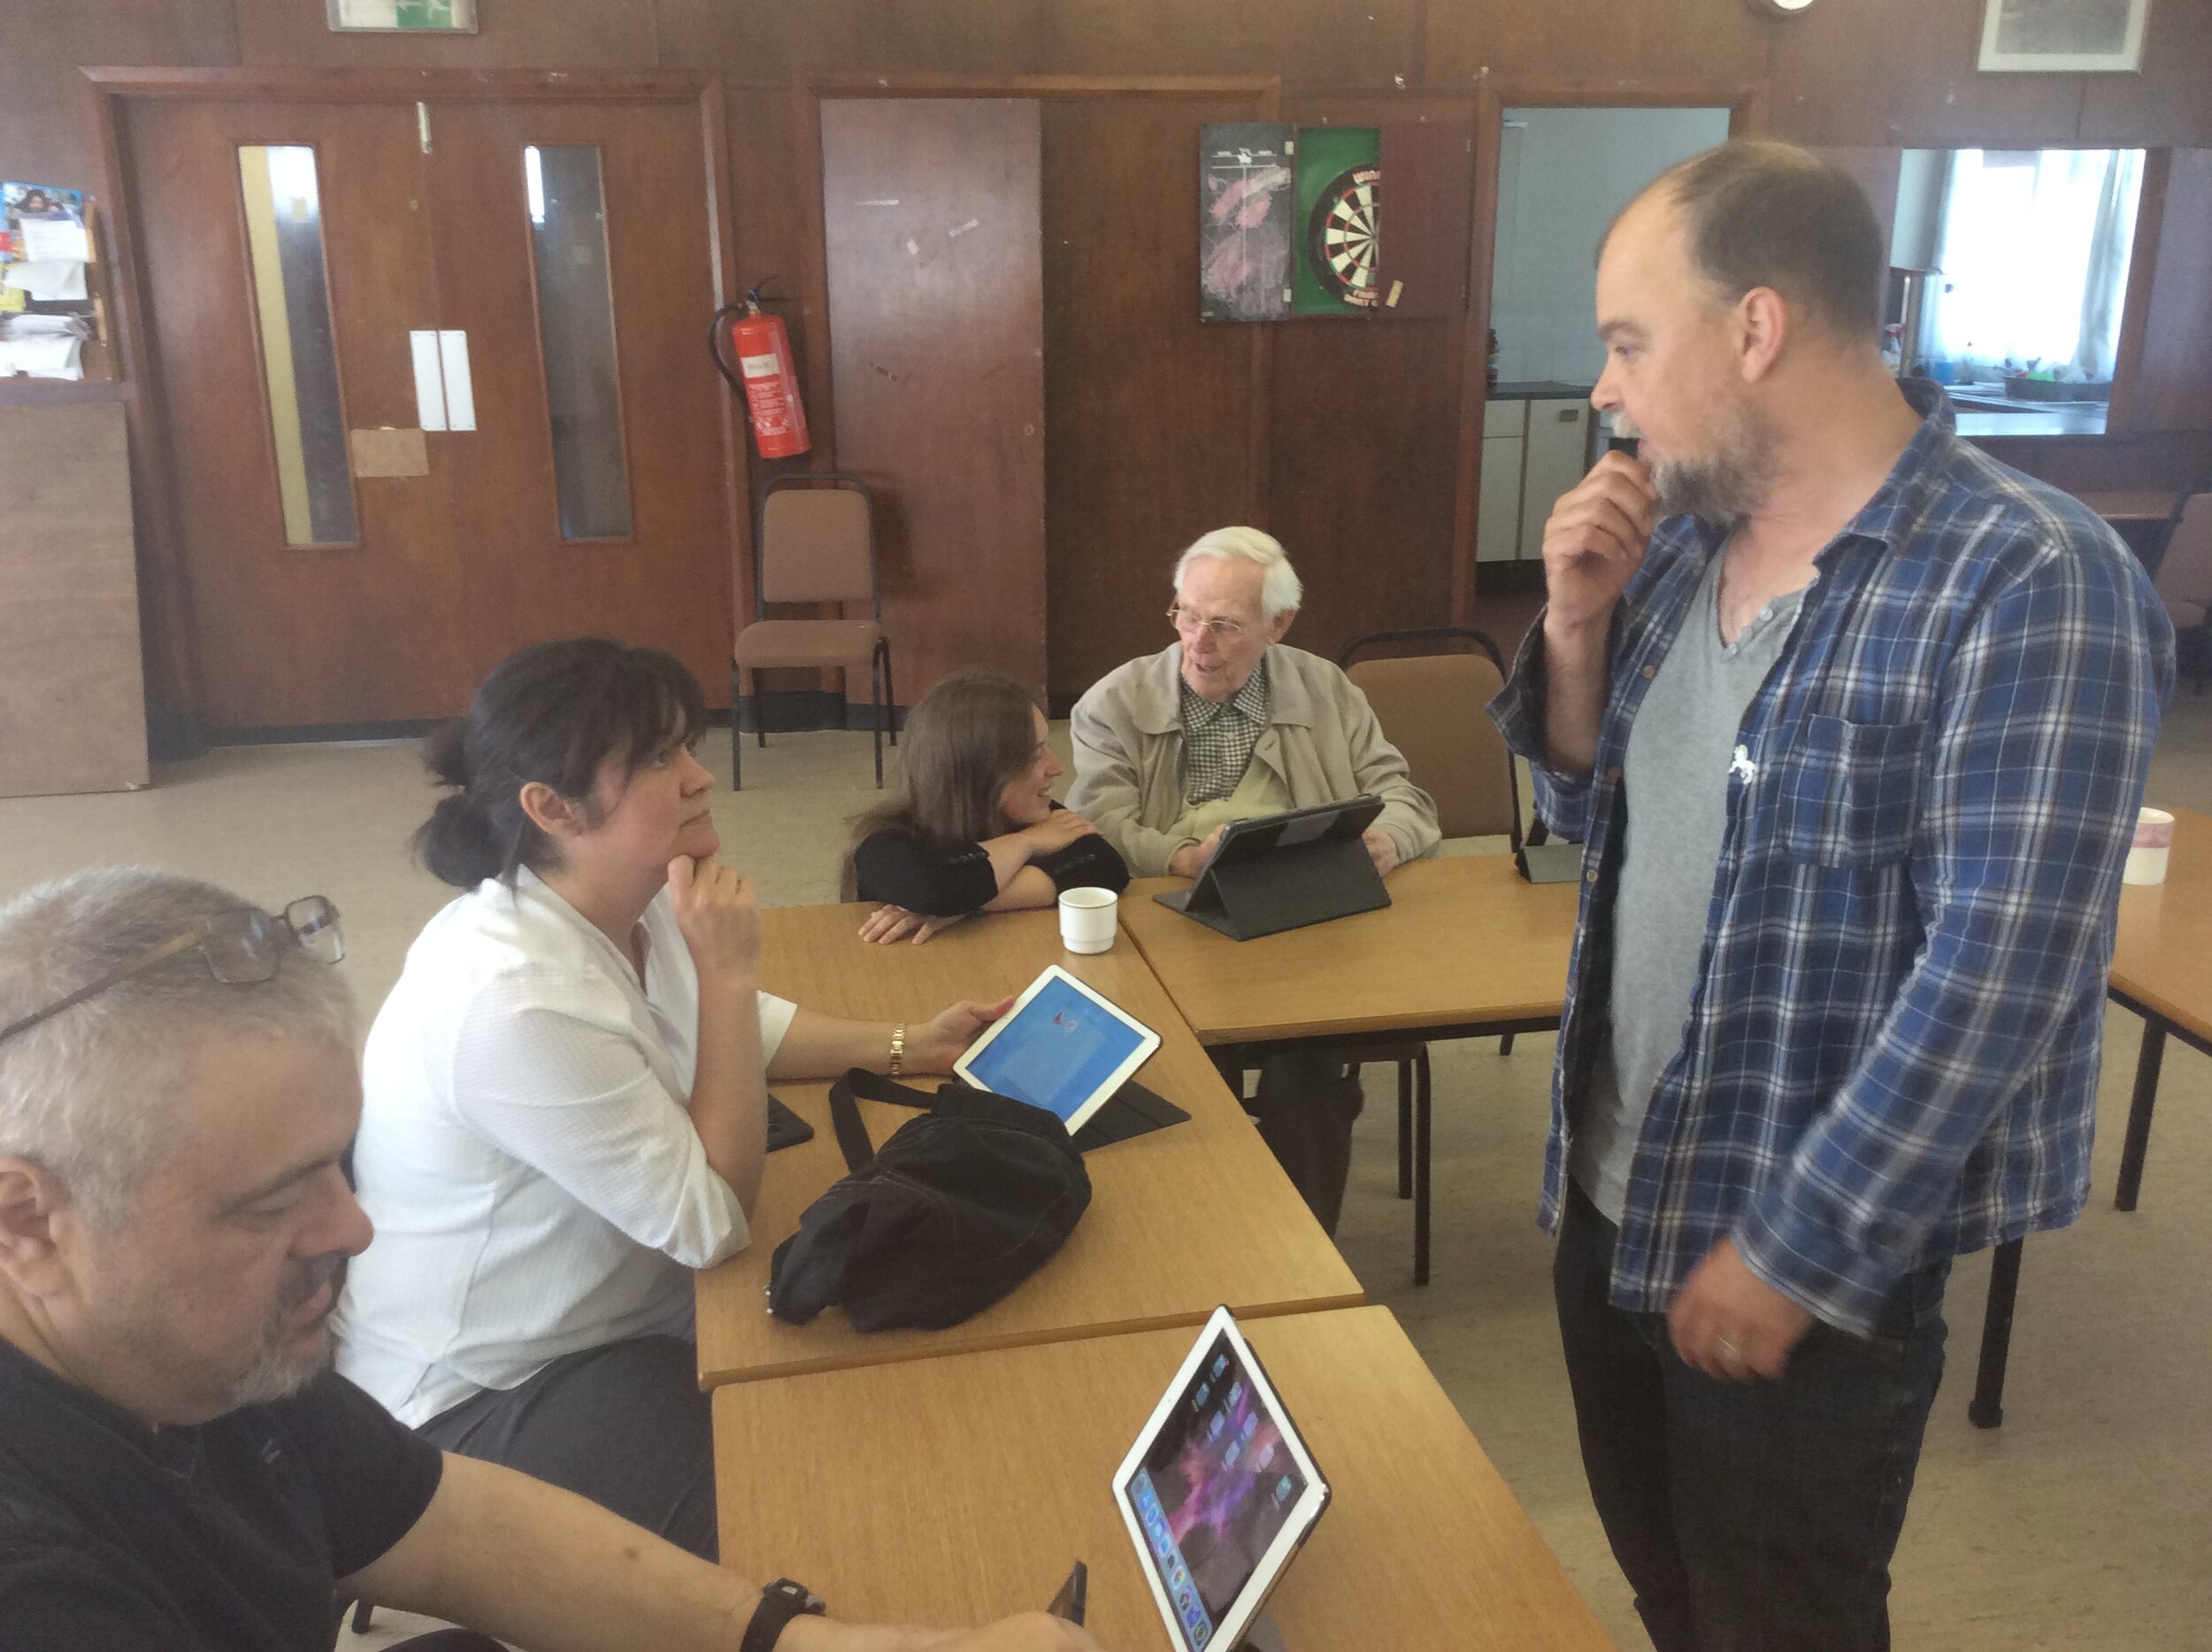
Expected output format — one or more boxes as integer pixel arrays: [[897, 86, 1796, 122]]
[[666, 856, 761, 985]]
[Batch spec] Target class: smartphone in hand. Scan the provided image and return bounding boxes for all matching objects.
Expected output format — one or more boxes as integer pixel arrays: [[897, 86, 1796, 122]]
[[1048, 1560, 1087, 1626]]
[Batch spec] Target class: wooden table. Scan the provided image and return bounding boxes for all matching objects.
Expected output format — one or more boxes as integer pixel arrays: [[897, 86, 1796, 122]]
[[692, 904, 1364, 1388], [2105, 804, 2212, 1207], [1121, 855, 1578, 1048], [712, 1304, 1613, 1651], [1123, 855, 1581, 1281], [1968, 804, 2210, 1427]]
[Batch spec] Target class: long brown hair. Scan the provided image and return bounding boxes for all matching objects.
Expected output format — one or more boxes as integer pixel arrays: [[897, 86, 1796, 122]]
[[843, 672, 1043, 895]]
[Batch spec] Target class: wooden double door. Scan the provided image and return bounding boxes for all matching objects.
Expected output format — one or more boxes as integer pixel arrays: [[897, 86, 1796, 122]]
[[117, 82, 736, 728]]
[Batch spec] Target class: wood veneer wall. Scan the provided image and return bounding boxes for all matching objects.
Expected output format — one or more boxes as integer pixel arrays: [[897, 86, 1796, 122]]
[[10, 0, 2212, 721]]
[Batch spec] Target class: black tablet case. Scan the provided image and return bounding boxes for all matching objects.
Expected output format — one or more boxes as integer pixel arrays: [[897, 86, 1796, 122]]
[[1155, 828, 1390, 941], [832, 1066, 1189, 1153]]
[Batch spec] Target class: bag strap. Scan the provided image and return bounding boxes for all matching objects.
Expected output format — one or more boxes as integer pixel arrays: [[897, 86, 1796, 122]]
[[825, 1067, 938, 1174]]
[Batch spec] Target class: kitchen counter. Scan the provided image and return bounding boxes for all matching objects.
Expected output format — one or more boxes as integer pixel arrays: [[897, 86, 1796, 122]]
[[1954, 403, 2108, 438], [1489, 380, 1594, 401], [1945, 379, 2109, 440]]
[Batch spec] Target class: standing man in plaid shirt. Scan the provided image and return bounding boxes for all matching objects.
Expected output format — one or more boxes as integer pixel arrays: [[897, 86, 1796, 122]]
[[1490, 141, 2171, 1649]]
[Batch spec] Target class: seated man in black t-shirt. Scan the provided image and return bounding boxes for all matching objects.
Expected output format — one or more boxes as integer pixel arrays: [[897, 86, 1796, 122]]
[[0, 868, 1100, 1652]]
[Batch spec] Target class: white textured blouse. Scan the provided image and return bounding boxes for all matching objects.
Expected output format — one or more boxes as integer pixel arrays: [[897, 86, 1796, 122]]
[[334, 867, 795, 1426]]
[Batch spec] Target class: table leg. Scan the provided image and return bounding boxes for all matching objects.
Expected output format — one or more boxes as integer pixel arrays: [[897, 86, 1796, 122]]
[[2116, 1018, 2165, 1212], [1968, 1238, 2024, 1430], [1396, 1059, 1413, 1201], [1211, 1047, 1247, 1103], [1413, 1046, 1433, 1287]]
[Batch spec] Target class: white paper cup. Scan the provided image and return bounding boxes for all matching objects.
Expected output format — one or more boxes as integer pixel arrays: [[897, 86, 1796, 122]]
[[2124, 807, 2174, 886], [1058, 886, 1119, 954]]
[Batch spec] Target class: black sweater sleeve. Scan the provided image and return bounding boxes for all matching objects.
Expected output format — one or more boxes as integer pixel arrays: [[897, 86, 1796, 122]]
[[1033, 831, 1132, 895], [851, 827, 1000, 916]]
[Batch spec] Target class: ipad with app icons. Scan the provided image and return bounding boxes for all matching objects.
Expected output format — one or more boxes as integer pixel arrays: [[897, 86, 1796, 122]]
[[1111, 1307, 1331, 1652], [953, 964, 1160, 1137]]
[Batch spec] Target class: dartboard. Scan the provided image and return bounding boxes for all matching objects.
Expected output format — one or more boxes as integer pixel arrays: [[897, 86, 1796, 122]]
[[1308, 165, 1381, 309]]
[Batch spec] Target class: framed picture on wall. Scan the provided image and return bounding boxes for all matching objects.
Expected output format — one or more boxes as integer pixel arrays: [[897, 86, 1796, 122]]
[[1978, 0, 2149, 71], [327, 0, 479, 32]]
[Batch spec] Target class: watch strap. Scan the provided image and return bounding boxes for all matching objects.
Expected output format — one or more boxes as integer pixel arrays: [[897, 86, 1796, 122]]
[[740, 1578, 826, 1652]]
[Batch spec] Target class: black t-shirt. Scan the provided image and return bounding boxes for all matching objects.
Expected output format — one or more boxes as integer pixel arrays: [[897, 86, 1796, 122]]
[[0, 1339, 443, 1651], [853, 810, 1132, 916]]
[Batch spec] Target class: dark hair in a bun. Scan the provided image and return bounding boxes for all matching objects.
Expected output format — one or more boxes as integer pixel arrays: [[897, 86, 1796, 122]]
[[413, 637, 709, 888]]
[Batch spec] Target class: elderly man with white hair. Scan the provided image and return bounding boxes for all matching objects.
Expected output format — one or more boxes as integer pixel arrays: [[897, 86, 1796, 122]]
[[1069, 527, 1439, 1231]]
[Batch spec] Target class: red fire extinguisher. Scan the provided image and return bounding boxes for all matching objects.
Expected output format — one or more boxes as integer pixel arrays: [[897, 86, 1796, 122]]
[[710, 283, 811, 459]]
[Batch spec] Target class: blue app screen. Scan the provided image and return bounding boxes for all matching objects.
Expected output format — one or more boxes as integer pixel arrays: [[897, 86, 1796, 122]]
[[964, 977, 1146, 1123]]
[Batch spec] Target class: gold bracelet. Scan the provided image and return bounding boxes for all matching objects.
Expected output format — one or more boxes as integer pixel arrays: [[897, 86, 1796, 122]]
[[888, 1021, 906, 1077]]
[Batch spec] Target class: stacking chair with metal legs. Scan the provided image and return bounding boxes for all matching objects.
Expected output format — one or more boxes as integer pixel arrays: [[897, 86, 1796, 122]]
[[731, 472, 898, 788], [1337, 625, 1541, 1284], [2148, 485, 2212, 694]]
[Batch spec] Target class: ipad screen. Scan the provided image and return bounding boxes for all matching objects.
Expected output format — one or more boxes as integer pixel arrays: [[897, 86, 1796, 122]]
[[1122, 1327, 1311, 1649], [959, 973, 1150, 1126]]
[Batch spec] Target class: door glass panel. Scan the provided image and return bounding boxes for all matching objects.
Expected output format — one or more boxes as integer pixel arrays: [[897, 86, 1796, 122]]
[[524, 145, 633, 540], [237, 144, 357, 545]]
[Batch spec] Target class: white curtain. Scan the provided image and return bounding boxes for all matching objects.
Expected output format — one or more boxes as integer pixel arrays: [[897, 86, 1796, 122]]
[[1925, 148, 2142, 380]]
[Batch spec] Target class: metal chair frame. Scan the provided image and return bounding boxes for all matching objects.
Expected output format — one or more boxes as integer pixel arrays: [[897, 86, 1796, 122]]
[[731, 471, 898, 788], [2147, 479, 2212, 695], [1330, 624, 1549, 1285]]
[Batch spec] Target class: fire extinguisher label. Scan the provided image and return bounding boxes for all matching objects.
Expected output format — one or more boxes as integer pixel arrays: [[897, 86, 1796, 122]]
[[739, 352, 781, 379]]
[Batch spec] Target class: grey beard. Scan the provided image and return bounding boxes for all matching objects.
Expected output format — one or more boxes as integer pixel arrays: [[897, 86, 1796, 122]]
[[228, 1252, 347, 1408], [1613, 410, 1770, 529]]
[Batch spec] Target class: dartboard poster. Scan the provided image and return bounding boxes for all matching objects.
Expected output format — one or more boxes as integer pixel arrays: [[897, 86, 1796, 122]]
[[1291, 126, 1380, 318], [1199, 123, 1294, 322]]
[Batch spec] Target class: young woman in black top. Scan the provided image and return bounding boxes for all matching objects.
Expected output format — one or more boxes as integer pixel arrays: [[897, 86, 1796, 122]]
[[849, 672, 1129, 944]]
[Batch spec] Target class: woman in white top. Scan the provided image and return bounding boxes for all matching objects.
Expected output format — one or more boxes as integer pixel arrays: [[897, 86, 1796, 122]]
[[334, 638, 1007, 1559]]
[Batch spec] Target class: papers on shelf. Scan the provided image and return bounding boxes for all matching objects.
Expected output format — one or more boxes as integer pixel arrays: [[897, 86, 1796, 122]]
[[3, 312, 86, 336], [1, 259, 87, 301], [0, 333, 84, 380]]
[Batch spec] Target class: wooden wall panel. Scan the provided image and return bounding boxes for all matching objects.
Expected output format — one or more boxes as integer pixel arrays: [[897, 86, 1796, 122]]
[[1764, 0, 2083, 147], [1266, 316, 1464, 663], [0, 403, 149, 796], [1041, 97, 1261, 703], [2081, 0, 2212, 148], [2114, 150, 2212, 434], [1041, 0, 1420, 94], [1424, 0, 1765, 88], [819, 98, 1048, 702], [230, 0, 657, 69], [0, 0, 236, 188], [657, 0, 1048, 78], [723, 88, 817, 506]]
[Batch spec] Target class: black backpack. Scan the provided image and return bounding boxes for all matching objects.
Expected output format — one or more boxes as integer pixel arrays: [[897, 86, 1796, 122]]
[[766, 1069, 1094, 1333]]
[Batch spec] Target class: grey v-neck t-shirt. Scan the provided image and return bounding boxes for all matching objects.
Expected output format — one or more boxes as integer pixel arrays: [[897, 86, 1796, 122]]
[[1570, 547, 1809, 1222]]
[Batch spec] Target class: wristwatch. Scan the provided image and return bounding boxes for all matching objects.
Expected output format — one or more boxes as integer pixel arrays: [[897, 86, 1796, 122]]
[[888, 1020, 907, 1077], [741, 1578, 826, 1652]]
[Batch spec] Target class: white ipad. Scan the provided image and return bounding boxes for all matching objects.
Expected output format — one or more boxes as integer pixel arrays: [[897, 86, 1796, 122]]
[[1112, 1307, 1331, 1652], [952, 964, 1162, 1137]]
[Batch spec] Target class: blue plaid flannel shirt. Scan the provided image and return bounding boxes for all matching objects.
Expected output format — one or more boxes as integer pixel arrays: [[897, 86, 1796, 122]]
[[1488, 384, 2174, 1333]]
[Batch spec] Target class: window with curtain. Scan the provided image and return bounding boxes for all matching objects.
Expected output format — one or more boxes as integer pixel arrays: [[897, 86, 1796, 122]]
[[1925, 148, 2142, 380]]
